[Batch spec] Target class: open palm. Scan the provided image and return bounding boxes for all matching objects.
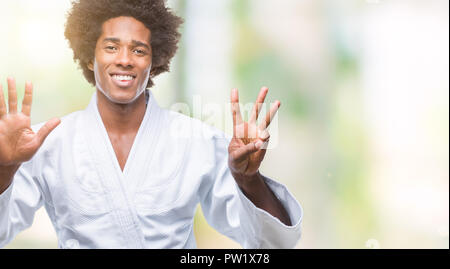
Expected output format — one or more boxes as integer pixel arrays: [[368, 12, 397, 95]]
[[228, 87, 280, 179], [0, 78, 60, 165]]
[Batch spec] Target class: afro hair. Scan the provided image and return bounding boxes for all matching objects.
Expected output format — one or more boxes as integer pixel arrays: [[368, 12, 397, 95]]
[[64, 0, 183, 88]]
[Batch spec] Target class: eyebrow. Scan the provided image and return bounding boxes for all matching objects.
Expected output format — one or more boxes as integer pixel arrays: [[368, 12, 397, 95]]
[[102, 37, 151, 50]]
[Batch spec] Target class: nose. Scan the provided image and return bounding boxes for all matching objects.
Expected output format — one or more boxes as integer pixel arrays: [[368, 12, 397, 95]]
[[115, 48, 134, 68]]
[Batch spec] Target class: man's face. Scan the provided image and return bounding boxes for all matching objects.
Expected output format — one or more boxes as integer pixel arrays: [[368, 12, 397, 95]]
[[88, 16, 152, 104]]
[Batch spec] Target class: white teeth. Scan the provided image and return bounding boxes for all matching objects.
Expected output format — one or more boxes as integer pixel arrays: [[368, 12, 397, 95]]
[[112, 75, 134, 81]]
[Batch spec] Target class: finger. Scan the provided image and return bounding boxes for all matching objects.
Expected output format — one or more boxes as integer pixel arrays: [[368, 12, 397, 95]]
[[258, 139, 270, 150], [258, 100, 280, 130], [36, 118, 61, 146], [230, 141, 260, 163], [0, 83, 6, 117], [7, 77, 17, 113], [253, 140, 268, 162], [21, 82, 33, 116], [258, 129, 270, 141], [249, 87, 268, 124], [230, 88, 243, 136]]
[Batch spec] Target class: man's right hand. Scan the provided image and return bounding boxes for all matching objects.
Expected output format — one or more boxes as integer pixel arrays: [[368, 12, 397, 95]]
[[0, 77, 60, 167]]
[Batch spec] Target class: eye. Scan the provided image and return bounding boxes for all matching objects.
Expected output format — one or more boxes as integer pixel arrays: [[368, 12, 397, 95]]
[[134, 49, 147, 55], [105, 46, 117, 51]]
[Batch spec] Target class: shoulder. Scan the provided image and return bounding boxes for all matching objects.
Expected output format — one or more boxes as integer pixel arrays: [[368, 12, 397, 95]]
[[18, 110, 83, 174], [30, 110, 84, 151]]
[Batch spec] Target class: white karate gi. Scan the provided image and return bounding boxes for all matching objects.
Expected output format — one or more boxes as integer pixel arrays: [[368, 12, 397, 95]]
[[0, 90, 303, 249]]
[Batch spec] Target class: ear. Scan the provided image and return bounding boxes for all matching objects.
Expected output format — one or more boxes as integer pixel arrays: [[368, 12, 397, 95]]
[[87, 60, 94, 71]]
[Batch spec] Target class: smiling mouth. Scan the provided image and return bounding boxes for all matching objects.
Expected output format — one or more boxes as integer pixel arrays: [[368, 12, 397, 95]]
[[111, 74, 136, 81], [110, 74, 136, 88]]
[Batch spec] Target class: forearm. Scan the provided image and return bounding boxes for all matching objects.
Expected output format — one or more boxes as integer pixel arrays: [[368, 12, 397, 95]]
[[235, 172, 292, 226], [0, 164, 20, 195]]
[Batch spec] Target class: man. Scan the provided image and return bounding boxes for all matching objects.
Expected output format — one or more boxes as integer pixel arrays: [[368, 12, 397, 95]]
[[0, 0, 303, 248]]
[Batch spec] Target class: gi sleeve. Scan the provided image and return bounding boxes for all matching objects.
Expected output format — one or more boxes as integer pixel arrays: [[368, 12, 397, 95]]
[[0, 161, 44, 248], [198, 132, 303, 249]]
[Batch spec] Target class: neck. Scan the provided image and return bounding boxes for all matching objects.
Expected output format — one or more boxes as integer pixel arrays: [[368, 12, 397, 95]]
[[96, 89, 147, 135]]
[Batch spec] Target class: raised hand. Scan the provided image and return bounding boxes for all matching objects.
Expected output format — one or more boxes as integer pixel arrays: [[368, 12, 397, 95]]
[[228, 87, 280, 183], [0, 78, 60, 166]]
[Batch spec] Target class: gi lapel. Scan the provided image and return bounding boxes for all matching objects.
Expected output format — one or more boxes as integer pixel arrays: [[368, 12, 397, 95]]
[[123, 90, 164, 195], [81, 90, 161, 248]]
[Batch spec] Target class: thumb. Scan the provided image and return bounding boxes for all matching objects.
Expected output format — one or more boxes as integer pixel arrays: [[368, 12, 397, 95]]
[[231, 140, 261, 163], [36, 118, 61, 146]]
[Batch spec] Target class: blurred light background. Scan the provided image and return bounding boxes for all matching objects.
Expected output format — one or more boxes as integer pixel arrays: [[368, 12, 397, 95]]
[[0, 0, 448, 249]]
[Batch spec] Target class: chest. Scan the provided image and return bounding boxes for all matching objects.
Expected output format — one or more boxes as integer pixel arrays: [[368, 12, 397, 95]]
[[107, 132, 137, 171], [38, 114, 217, 247]]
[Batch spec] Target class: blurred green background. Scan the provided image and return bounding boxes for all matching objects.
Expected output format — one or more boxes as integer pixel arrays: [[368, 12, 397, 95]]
[[0, 0, 448, 249]]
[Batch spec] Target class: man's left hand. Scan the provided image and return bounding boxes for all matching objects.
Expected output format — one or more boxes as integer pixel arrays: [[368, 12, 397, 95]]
[[228, 86, 280, 188]]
